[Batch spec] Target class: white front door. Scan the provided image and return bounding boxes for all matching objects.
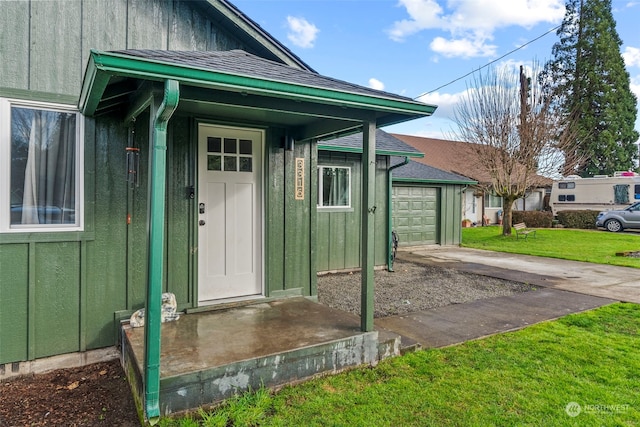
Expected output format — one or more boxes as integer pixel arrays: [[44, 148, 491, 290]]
[[198, 124, 263, 303]]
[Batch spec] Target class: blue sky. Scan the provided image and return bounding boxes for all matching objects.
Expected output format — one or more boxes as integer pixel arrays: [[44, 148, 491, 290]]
[[233, 0, 640, 140]]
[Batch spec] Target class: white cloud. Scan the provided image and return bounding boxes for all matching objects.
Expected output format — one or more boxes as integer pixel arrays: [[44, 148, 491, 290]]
[[389, 0, 565, 58], [416, 89, 470, 120], [368, 78, 385, 90], [430, 36, 497, 58], [623, 47, 640, 67], [286, 16, 319, 48]]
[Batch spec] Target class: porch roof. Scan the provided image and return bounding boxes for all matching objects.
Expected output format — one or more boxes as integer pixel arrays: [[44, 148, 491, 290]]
[[78, 49, 436, 141]]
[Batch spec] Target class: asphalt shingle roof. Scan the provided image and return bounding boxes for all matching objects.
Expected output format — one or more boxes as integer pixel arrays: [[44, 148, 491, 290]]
[[319, 129, 422, 156], [391, 158, 475, 183], [111, 50, 425, 105]]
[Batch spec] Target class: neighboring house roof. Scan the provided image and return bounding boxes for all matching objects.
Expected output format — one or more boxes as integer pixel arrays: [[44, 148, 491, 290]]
[[391, 133, 490, 183], [202, 0, 315, 71], [392, 133, 553, 188], [391, 158, 476, 185], [319, 129, 424, 158]]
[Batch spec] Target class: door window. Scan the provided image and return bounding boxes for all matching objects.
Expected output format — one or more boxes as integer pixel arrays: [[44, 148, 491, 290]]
[[207, 137, 252, 173]]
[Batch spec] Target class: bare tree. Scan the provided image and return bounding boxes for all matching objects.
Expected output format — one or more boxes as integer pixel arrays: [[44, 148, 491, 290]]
[[453, 62, 582, 235]]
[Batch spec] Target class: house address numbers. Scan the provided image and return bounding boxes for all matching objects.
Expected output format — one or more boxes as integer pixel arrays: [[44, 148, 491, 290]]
[[295, 158, 304, 200]]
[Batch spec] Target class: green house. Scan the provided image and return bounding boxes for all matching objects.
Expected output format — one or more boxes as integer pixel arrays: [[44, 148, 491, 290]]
[[0, 0, 436, 406]]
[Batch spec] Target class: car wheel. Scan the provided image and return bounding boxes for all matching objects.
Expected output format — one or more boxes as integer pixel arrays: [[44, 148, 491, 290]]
[[605, 219, 623, 232]]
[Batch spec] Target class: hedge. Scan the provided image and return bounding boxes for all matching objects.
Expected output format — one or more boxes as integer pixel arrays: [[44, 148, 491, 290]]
[[556, 210, 600, 229], [511, 211, 554, 228]]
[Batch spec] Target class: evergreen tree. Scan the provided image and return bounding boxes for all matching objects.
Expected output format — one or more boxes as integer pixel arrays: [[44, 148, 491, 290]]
[[543, 0, 638, 177]]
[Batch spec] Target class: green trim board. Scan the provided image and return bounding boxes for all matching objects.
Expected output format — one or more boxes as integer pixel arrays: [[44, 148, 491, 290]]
[[393, 176, 476, 185], [317, 144, 424, 158]]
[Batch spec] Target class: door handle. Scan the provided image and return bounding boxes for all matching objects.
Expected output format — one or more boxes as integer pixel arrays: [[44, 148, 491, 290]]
[[199, 220, 206, 226]]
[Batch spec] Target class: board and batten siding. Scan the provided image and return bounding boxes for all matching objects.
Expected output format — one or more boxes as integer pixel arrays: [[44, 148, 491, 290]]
[[0, 0, 247, 100], [0, 112, 316, 364], [316, 152, 388, 272]]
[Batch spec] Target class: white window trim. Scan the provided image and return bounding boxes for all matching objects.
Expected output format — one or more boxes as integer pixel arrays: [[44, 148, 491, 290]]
[[484, 191, 503, 209], [317, 165, 351, 209], [0, 98, 84, 233]]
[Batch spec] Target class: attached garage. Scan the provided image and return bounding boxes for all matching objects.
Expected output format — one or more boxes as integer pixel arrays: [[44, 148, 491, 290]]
[[393, 186, 439, 245], [392, 160, 476, 247]]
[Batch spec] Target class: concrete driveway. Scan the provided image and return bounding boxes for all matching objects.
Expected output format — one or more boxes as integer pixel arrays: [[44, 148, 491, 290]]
[[374, 246, 635, 350], [401, 246, 640, 304]]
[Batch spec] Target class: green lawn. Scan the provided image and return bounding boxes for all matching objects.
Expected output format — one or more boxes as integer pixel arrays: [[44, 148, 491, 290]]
[[461, 226, 640, 268], [162, 303, 640, 426]]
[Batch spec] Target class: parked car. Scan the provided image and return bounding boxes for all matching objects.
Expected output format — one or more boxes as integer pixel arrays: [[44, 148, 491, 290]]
[[595, 202, 640, 232]]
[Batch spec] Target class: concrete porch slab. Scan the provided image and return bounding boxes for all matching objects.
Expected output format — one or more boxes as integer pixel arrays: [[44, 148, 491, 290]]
[[121, 297, 400, 416]]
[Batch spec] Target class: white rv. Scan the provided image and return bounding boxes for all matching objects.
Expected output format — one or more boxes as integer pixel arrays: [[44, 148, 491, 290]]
[[550, 172, 640, 216]]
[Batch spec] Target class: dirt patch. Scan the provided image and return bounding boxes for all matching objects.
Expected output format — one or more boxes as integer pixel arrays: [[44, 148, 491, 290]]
[[1, 260, 532, 426]]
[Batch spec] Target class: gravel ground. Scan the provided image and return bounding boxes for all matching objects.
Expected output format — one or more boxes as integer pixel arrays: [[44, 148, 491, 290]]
[[317, 259, 535, 318]]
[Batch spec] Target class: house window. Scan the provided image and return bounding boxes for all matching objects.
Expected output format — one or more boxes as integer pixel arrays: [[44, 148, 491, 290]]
[[558, 195, 575, 202], [1, 99, 83, 232], [318, 166, 350, 208], [635, 185, 640, 200], [484, 192, 502, 208]]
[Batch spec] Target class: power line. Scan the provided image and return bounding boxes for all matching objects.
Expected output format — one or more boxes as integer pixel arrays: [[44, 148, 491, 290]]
[[415, 24, 561, 99]]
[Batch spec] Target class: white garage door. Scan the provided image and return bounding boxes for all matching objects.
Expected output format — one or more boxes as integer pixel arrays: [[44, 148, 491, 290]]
[[392, 186, 439, 246]]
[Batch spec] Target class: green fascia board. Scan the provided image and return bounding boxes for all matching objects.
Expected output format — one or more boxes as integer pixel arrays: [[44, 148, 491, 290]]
[[79, 50, 437, 118], [392, 177, 477, 185], [317, 144, 424, 158]]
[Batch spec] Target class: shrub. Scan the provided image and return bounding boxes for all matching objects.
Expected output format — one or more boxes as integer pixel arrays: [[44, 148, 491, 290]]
[[556, 210, 600, 229], [511, 211, 553, 228]]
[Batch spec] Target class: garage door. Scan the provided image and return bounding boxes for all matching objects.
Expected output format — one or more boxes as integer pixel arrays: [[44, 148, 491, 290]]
[[392, 186, 439, 246]]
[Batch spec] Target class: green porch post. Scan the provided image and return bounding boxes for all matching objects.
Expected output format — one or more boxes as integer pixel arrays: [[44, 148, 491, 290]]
[[144, 79, 179, 423], [361, 120, 376, 332]]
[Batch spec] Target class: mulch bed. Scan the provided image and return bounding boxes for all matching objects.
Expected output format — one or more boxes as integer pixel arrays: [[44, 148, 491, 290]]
[[0, 360, 140, 426]]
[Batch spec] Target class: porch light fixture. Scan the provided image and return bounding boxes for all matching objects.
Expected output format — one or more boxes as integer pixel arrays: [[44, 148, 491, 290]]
[[282, 134, 295, 151]]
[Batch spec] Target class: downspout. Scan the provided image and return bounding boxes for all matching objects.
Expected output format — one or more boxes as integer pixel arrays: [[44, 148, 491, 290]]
[[144, 79, 179, 423], [387, 157, 409, 272]]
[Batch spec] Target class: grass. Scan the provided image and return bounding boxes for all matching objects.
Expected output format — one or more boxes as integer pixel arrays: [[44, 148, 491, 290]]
[[160, 303, 640, 426], [461, 226, 640, 268]]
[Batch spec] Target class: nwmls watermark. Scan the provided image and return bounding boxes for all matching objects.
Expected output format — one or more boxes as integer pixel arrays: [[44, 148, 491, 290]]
[[565, 401, 630, 417]]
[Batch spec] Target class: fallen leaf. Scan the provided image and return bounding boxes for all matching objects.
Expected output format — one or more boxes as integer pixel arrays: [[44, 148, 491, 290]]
[[66, 381, 79, 390], [99, 370, 107, 376]]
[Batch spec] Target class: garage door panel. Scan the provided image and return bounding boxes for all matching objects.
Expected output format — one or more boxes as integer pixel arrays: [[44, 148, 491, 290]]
[[392, 186, 440, 246]]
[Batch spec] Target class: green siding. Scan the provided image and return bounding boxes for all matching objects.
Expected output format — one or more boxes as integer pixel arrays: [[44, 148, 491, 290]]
[[0, 244, 29, 362], [33, 242, 82, 358], [30, 0, 83, 95], [0, 1, 29, 90], [316, 152, 388, 272], [166, 117, 196, 306], [0, 0, 246, 98], [265, 130, 315, 296]]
